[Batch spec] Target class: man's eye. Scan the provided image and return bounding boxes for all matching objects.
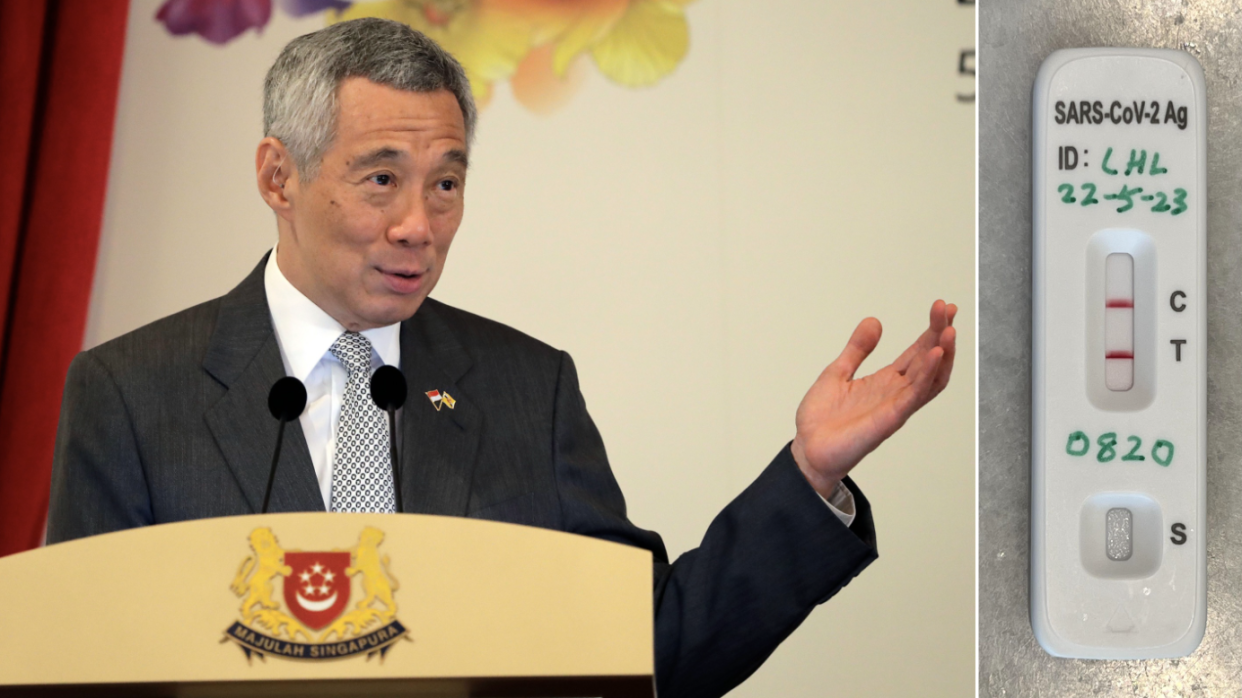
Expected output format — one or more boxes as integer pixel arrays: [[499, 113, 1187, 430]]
[[437, 179, 457, 192], [369, 173, 393, 186]]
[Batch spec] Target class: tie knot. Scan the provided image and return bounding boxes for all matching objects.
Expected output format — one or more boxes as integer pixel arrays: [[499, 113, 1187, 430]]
[[329, 332, 373, 374]]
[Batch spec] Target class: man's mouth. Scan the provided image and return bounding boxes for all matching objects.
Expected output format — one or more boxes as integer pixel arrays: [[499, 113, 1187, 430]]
[[379, 265, 424, 279], [378, 266, 427, 294]]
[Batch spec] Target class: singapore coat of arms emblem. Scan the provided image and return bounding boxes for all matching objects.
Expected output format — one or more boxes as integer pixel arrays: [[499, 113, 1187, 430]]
[[223, 526, 408, 661]]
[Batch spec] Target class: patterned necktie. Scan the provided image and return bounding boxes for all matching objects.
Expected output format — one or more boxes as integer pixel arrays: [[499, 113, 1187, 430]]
[[328, 332, 396, 513]]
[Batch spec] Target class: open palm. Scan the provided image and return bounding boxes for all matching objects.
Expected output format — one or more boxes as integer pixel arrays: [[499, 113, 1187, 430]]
[[792, 300, 957, 497]]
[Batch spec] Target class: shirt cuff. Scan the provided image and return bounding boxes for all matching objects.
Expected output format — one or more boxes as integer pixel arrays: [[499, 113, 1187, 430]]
[[819, 481, 856, 527]]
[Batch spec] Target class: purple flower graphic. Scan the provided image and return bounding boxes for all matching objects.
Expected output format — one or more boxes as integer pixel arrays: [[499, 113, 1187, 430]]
[[278, 0, 352, 18], [156, 0, 352, 45], [156, 0, 271, 44]]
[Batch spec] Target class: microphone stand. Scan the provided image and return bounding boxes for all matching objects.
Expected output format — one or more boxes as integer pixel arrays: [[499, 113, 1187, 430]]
[[370, 365, 408, 514], [262, 418, 287, 514], [262, 376, 307, 515], [385, 406, 403, 514]]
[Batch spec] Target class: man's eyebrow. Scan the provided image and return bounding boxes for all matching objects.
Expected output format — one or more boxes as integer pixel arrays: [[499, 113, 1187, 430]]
[[442, 149, 468, 169], [349, 147, 405, 170]]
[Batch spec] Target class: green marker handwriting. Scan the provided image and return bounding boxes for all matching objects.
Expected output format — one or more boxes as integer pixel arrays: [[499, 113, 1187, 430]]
[[1056, 183, 1186, 214], [1064, 430, 1175, 467], [1101, 147, 1117, 175], [1104, 184, 1143, 212]]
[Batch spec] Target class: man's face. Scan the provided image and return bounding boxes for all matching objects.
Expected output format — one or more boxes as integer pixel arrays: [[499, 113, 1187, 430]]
[[277, 79, 467, 331]]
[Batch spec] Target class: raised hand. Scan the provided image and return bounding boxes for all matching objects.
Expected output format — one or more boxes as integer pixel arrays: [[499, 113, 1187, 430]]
[[791, 300, 957, 498]]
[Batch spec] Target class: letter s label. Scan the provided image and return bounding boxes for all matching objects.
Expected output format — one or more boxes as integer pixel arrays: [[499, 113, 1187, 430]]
[[1170, 523, 1187, 545]]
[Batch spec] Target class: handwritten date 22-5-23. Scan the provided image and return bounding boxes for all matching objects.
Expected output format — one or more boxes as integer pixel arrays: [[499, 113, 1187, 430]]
[[1056, 146, 1188, 215]]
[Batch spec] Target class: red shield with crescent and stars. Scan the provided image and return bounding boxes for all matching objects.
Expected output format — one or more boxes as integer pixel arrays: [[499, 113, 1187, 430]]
[[283, 552, 351, 630]]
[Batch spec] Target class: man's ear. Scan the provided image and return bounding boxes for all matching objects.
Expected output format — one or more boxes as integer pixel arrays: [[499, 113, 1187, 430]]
[[256, 137, 297, 221]]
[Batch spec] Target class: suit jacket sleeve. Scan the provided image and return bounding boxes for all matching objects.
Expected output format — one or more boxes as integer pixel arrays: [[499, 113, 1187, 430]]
[[47, 351, 154, 543], [549, 351, 878, 698]]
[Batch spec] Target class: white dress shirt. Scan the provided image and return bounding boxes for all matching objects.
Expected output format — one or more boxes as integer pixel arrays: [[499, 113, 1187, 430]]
[[263, 249, 855, 525], [265, 250, 401, 507]]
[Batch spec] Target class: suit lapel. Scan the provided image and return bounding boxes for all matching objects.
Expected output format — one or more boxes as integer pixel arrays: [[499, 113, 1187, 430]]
[[202, 256, 323, 514], [398, 301, 480, 516]]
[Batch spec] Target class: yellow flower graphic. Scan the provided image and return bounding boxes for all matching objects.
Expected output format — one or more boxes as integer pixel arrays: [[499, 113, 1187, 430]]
[[329, 0, 696, 112]]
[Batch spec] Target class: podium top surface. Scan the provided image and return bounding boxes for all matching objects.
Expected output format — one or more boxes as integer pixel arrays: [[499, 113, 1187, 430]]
[[0, 513, 653, 689]]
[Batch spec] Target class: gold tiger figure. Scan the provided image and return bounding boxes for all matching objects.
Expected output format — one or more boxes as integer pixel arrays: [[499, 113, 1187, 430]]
[[320, 526, 400, 641]]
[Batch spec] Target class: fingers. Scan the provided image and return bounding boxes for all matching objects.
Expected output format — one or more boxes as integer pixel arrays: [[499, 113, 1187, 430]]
[[923, 302, 957, 396], [850, 301, 959, 383], [931, 325, 957, 396], [893, 331, 930, 374], [907, 345, 945, 404], [901, 324, 955, 411], [830, 317, 882, 381], [928, 299, 948, 334], [894, 300, 952, 374]]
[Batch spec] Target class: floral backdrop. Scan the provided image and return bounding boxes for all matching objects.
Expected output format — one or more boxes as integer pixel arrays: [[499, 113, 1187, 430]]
[[156, 0, 696, 114]]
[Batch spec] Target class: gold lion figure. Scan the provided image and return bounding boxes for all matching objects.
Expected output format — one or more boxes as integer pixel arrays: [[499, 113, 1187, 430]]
[[320, 526, 400, 641], [231, 527, 312, 642]]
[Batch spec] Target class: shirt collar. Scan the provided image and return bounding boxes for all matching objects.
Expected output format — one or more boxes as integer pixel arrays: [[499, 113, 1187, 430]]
[[265, 248, 401, 381]]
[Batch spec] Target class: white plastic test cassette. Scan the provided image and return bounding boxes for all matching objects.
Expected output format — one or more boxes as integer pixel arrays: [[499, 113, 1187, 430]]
[[1031, 48, 1206, 658]]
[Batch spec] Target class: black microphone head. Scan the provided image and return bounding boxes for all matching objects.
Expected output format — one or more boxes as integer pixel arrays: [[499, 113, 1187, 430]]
[[268, 377, 307, 421], [370, 365, 407, 411]]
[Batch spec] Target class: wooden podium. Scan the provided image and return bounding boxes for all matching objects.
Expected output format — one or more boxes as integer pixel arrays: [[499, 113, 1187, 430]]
[[0, 513, 654, 697]]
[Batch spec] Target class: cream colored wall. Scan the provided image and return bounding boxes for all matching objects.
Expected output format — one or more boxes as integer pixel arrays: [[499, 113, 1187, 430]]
[[88, 1, 975, 695]]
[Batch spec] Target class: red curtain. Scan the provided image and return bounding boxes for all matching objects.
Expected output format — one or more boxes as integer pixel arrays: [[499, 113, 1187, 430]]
[[0, 0, 130, 557]]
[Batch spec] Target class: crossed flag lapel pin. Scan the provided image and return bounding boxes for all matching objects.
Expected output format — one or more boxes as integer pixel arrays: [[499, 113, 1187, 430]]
[[425, 390, 457, 411]]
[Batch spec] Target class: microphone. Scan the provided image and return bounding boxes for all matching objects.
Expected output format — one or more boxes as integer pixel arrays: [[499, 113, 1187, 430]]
[[262, 377, 307, 514], [370, 365, 407, 513]]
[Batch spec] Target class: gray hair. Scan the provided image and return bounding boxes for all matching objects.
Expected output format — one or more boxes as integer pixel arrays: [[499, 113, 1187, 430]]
[[263, 17, 476, 181]]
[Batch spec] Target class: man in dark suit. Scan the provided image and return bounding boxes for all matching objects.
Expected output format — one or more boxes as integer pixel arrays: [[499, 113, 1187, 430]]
[[48, 18, 956, 698]]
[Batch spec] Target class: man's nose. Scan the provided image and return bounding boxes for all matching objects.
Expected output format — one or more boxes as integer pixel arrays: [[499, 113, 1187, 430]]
[[387, 193, 432, 246]]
